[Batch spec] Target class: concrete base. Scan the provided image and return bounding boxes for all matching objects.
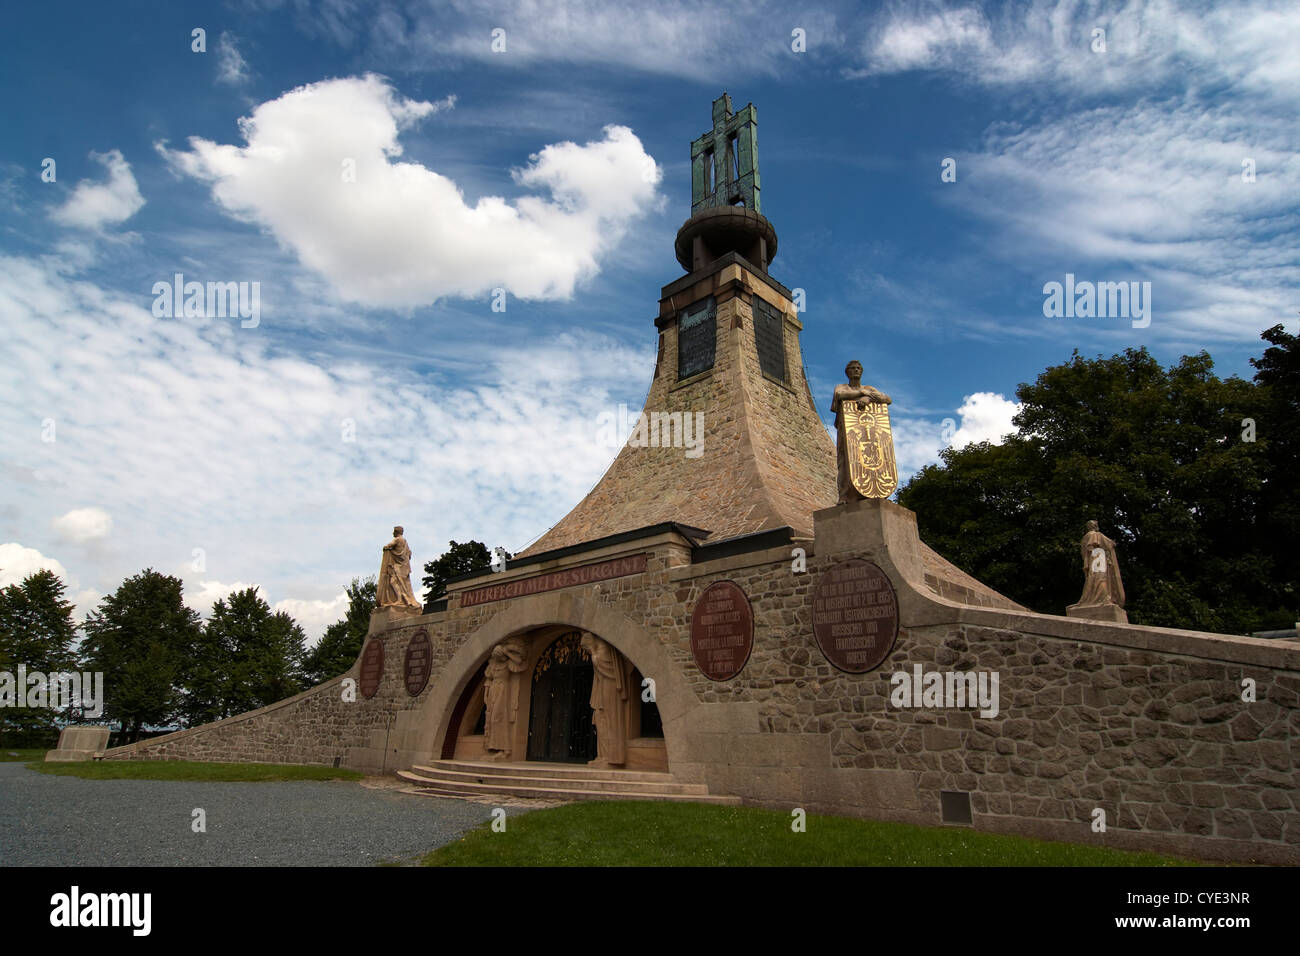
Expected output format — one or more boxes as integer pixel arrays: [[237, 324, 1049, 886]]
[[1067, 602, 1129, 623]]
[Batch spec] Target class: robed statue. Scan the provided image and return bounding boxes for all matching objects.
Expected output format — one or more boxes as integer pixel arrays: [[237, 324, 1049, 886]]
[[1066, 520, 1128, 622], [377, 526, 422, 610], [832, 359, 898, 501], [581, 633, 628, 768], [482, 637, 527, 760]]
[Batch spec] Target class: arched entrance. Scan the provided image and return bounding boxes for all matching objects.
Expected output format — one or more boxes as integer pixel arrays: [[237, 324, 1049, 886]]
[[526, 631, 596, 762], [439, 625, 667, 771]]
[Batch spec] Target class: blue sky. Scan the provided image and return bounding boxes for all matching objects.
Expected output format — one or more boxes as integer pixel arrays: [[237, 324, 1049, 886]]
[[2, 0, 1296, 640]]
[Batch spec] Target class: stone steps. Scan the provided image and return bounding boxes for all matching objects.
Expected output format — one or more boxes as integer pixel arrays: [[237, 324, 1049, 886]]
[[397, 760, 741, 805]]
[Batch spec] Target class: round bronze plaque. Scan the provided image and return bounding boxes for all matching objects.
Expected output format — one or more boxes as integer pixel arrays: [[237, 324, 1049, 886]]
[[359, 638, 384, 699], [403, 629, 432, 697], [690, 580, 754, 681], [812, 559, 899, 673]]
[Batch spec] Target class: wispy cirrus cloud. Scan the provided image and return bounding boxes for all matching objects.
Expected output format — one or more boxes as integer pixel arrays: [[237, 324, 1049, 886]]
[[0, 251, 652, 636]]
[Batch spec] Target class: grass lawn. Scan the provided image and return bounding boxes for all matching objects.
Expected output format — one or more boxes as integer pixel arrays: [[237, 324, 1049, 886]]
[[0, 749, 49, 762], [422, 801, 1197, 867], [28, 759, 362, 782]]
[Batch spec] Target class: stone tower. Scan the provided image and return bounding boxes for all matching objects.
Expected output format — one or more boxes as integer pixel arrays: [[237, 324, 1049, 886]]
[[522, 93, 838, 555]]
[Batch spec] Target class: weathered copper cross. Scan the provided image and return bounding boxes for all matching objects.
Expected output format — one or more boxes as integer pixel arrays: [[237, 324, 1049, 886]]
[[690, 92, 761, 215]]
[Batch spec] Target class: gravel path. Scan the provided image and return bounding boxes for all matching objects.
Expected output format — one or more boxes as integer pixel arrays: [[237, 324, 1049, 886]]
[[0, 763, 500, 866]]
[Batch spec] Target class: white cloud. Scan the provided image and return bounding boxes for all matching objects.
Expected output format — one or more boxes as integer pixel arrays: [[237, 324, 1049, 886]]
[[0, 253, 650, 643], [185, 579, 258, 618], [891, 391, 1022, 479], [216, 31, 251, 85], [0, 543, 70, 589], [275, 593, 349, 646], [51, 507, 113, 542], [868, 7, 994, 73], [949, 100, 1300, 341], [948, 392, 1021, 448], [858, 1, 1300, 99], [160, 74, 661, 307], [292, 0, 839, 81], [50, 149, 145, 230]]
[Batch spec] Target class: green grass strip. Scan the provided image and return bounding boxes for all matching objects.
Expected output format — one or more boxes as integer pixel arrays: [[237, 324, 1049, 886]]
[[422, 801, 1198, 867]]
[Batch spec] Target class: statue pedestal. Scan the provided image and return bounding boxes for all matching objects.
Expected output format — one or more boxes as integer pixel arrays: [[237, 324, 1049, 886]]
[[1067, 602, 1128, 624], [369, 604, 424, 635]]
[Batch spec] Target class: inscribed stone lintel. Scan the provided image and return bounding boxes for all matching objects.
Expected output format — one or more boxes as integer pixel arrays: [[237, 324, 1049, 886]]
[[457, 553, 649, 608]]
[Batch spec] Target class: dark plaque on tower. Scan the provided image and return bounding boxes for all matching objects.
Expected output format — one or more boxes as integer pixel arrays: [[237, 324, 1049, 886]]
[[359, 638, 384, 699], [690, 581, 754, 681], [403, 629, 432, 697], [812, 559, 898, 673]]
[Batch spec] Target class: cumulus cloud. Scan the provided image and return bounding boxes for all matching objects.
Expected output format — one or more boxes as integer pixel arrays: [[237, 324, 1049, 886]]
[[51, 506, 113, 542], [50, 149, 145, 230], [0, 542, 70, 588], [275, 593, 349, 646], [891, 391, 1022, 479], [947, 392, 1021, 448], [185, 579, 259, 618], [159, 74, 662, 307]]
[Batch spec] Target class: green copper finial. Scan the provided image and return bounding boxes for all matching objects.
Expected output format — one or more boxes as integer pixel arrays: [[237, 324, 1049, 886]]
[[690, 92, 760, 215]]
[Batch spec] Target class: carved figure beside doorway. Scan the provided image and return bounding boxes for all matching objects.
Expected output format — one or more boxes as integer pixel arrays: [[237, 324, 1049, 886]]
[[581, 633, 628, 767], [482, 637, 527, 760]]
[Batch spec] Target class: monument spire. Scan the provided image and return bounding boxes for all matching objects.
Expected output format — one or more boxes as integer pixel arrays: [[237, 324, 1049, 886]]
[[675, 91, 777, 274]]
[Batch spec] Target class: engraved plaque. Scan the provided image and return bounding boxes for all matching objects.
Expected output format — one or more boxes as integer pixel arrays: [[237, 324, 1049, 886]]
[[677, 296, 717, 380], [359, 638, 384, 699], [812, 559, 898, 673], [690, 580, 754, 681], [403, 629, 432, 697], [752, 295, 786, 383]]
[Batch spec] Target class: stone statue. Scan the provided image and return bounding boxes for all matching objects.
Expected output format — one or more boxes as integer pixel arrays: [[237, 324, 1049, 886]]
[[581, 633, 628, 768], [832, 360, 897, 501], [377, 526, 422, 610], [1066, 520, 1128, 623], [482, 637, 527, 760]]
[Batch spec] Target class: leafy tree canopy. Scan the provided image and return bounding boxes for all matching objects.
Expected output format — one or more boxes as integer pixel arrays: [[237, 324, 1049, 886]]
[[898, 330, 1296, 635]]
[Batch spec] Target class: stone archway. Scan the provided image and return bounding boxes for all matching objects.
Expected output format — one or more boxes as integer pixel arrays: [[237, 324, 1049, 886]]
[[409, 591, 701, 778]]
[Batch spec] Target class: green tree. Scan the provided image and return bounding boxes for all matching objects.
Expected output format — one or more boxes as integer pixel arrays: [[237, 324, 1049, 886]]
[[180, 587, 307, 725], [301, 577, 375, 685], [898, 341, 1291, 634], [81, 570, 202, 741], [0, 570, 80, 745], [422, 540, 497, 603], [1249, 324, 1300, 617]]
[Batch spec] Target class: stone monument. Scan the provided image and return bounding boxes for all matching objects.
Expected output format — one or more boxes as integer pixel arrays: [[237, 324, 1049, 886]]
[[832, 359, 898, 501], [44, 725, 111, 762], [377, 525, 422, 614], [1066, 519, 1128, 623]]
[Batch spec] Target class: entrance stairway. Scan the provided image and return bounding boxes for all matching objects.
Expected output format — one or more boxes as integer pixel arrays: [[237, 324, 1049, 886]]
[[397, 759, 741, 805]]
